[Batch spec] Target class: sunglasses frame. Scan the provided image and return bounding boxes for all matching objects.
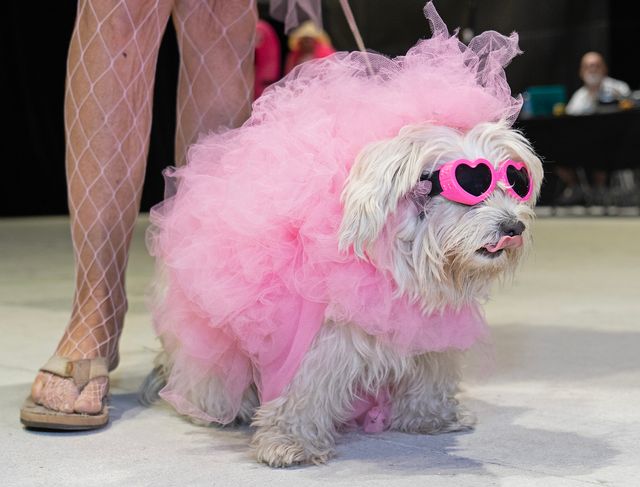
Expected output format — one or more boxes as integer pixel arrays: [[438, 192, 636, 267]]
[[425, 158, 533, 206]]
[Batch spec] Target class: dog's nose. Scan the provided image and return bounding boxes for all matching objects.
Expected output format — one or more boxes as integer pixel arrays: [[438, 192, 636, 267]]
[[499, 220, 526, 237]]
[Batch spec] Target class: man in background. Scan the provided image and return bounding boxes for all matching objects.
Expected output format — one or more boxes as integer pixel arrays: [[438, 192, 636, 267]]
[[566, 51, 630, 115], [557, 52, 631, 205]]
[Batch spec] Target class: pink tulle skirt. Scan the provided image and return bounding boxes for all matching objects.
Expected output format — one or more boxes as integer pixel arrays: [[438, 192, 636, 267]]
[[148, 2, 521, 424]]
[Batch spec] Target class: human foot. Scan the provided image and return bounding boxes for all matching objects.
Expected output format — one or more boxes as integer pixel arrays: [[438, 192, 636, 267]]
[[21, 356, 113, 430], [31, 361, 112, 415], [23, 311, 122, 428]]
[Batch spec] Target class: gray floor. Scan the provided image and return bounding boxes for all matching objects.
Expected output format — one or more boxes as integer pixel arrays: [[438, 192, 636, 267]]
[[1, 216, 639, 486]]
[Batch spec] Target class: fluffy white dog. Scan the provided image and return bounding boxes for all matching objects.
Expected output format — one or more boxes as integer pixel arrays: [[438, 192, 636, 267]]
[[143, 120, 542, 467]]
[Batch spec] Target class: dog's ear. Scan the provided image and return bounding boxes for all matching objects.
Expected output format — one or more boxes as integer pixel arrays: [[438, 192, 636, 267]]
[[339, 125, 454, 258]]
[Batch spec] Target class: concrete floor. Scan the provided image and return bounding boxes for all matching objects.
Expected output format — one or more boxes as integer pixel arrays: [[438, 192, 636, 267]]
[[1, 215, 639, 486]]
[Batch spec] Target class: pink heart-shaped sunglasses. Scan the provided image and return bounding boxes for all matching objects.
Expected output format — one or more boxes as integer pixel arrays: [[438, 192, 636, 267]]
[[421, 159, 533, 206]]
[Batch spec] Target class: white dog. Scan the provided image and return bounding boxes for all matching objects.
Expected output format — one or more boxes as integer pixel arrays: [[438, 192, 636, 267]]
[[143, 120, 542, 467]]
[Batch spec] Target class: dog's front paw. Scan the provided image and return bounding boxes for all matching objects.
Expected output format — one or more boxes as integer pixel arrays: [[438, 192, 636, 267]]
[[252, 431, 334, 467], [394, 406, 476, 434], [439, 406, 476, 433]]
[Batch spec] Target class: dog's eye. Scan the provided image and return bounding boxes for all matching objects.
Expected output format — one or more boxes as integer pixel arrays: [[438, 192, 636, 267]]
[[419, 172, 430, 181]]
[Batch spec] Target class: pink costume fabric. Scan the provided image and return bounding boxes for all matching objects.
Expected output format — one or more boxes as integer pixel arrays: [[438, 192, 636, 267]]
[[148, 2, 523, 425], [284, 42, 335, 75]]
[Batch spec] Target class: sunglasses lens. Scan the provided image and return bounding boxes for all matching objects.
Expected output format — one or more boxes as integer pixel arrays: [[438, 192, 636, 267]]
[[455, 163, 493, 196], [506, 165, 530, 198]]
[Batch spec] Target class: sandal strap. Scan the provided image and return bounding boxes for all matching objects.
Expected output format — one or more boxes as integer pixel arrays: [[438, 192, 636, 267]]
[[40, 356, 109, 389]]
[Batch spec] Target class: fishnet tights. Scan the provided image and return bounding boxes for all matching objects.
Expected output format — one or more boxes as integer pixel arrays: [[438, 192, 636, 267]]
[[174, 0, 256, 165], [32, 0, 256, 414]]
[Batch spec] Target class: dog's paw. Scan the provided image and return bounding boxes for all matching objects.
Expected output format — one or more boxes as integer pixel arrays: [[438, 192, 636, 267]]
[[252, 433, 333, 467], [394, 407, 476, 435], [439, 407, 476, 433]]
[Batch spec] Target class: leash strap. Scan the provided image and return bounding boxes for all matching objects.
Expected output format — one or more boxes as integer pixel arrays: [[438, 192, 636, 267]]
[[338, 0, 374, 74]]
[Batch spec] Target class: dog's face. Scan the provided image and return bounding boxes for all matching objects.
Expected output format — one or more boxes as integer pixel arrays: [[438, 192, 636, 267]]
[[339, 122, 543, 310]]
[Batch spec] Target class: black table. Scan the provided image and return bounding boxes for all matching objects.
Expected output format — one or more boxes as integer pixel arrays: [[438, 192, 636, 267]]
[[516, 109, 640, 205]]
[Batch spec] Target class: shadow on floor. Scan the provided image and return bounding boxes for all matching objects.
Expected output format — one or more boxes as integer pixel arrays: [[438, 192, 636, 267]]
[[5, 322, 632, 478], [139, 397, 618, 480], [488, 323, 640, 383]]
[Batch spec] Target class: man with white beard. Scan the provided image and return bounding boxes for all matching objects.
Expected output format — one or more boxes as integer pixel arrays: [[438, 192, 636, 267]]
[[566, 51, 630, 115], [556, 51, 631, 206]]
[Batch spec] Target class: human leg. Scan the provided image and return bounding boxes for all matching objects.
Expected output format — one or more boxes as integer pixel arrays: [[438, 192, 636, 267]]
[[555, 166, 586, 206], [27, 0, 173, 420], [172, 0, 257, 166]]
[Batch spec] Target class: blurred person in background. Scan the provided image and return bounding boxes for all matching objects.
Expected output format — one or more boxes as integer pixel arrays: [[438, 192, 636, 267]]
[[284, 21, 335, 74], [557, 52, 631, 206], [566, 52, 630, 115], [255, 20, 281, 99]]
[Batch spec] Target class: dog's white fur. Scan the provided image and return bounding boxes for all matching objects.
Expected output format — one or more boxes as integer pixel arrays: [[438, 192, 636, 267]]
[[147, 121, 543, 467]]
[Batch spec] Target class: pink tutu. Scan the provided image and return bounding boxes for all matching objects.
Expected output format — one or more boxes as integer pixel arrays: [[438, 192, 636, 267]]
[[148, 2, 522, 424]]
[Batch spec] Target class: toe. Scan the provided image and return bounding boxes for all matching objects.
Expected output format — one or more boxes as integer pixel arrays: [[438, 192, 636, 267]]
[[74, 377, 109, 414], [31, 372, 46, 401], [35, 373, 79, 413]]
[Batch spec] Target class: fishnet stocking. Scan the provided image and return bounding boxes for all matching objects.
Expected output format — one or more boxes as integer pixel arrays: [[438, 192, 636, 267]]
[[173, 0, 256, 165], [32, 0, 256, 414], [33, 375, 109, 415]]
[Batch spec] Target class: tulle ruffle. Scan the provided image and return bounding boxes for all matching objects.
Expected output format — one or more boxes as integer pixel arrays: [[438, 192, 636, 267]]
[[148, 2, 520, 423], [267, 0, 322, 33]]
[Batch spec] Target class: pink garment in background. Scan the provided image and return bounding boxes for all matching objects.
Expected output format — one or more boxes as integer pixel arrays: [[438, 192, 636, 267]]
[[254, 20, 281, 99], [148, 2, 522, 425], [284, 42, 335, 74]]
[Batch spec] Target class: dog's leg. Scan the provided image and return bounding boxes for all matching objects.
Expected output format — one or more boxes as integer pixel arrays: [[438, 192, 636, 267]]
[[390, 351, 475, 434], [140, 347, 258, 426], [251, 323, 363, 467], [236, 384, 259, 424]]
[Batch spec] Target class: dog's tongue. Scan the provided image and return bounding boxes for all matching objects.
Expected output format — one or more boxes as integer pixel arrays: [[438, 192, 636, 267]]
[[485, 235, 523, 252]]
